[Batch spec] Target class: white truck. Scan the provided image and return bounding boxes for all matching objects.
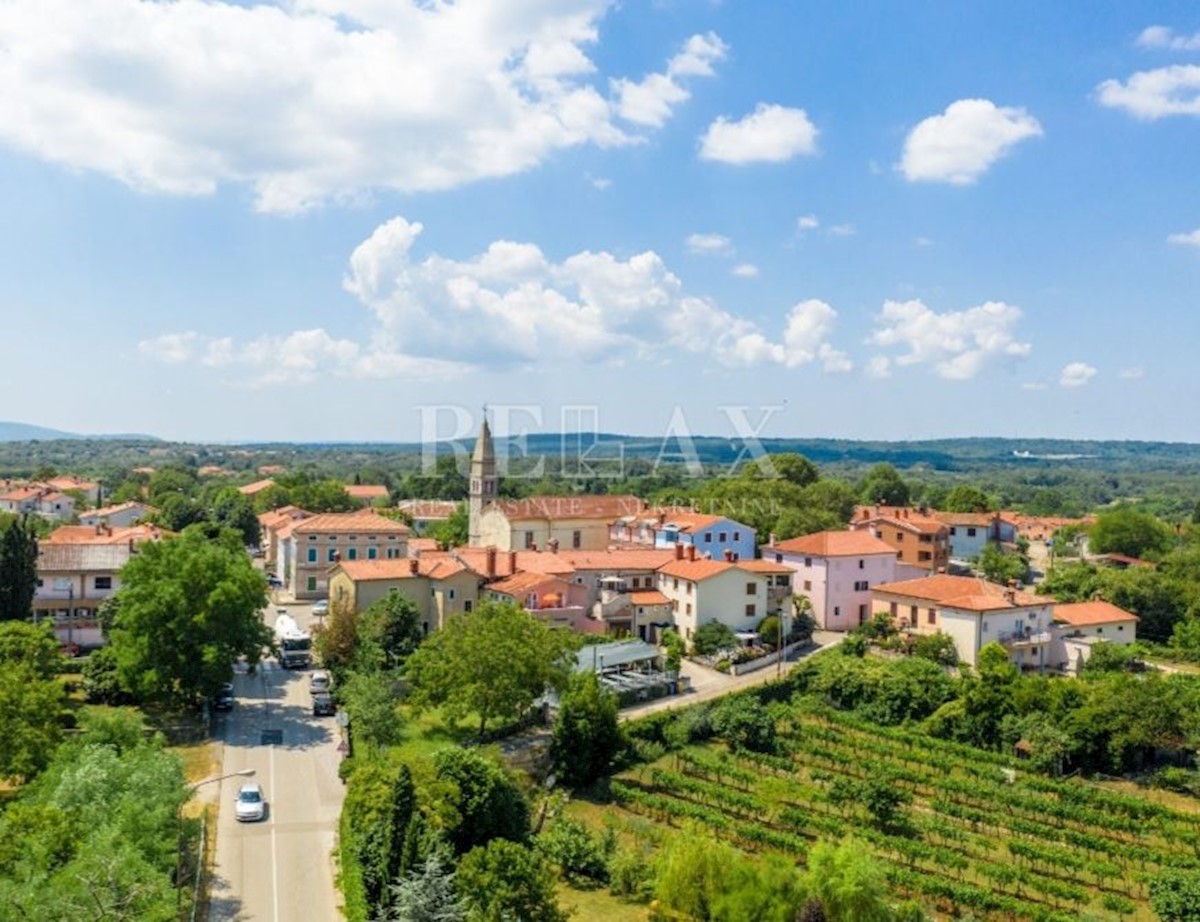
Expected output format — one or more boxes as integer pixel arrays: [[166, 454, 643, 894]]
[[274, 612, 312, 669]]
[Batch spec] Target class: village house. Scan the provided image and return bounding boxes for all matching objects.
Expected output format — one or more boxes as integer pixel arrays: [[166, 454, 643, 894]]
[[656, 545, 793, 647], [344, 484, 390, 507], [396, 499, 460, 535], [609, 508, 757, 561], [327, 556, 480, 634], [0, 484, 76, 521], [259, 505, 312, 572], [47, 475, 101, 505], [933, 511, 1019, 562], [79, 501, 157, 529], [871, 574, 1055, 669], [762, 530, 899, 631], [849, 506, 950, 577], [238, 478, 276, 498], [1051, 600, 1139, 673], [285, 511, 410, 599]]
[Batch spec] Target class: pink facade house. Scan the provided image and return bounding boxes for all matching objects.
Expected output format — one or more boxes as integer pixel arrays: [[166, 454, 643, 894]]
[[761, 530, 899, 631]]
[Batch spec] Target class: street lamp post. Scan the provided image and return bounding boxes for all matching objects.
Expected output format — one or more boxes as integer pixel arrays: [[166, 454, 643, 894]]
[[176, 768, 256, 914]]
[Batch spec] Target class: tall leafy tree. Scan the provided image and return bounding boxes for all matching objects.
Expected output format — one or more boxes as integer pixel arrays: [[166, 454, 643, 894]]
[[207, 486, 262, 546], [1151, 868, 1200, 921], [802, 839, 892, 922], [426, 505, 468, 550], [424, 748, 530, 856], [405, 601, 578, 738], [0, 514, 38, 621], [858, 463, 911, 507], [942, 485, 995, 513], [344, 759, 416, 918], [1089, 506, 1175, 559], [357, 593, 424, 671], [107, 528, 271, 706], [551, 672, 623, 788], [456, 839, 567, 922], [0, 622, 65, 781]]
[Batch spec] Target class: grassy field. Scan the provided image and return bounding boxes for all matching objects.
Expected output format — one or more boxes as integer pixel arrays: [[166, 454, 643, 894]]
[[571, 703, 1200, 922]]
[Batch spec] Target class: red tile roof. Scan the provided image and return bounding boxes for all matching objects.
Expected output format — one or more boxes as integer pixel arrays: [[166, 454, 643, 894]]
[[238, 479, 276, 496], [769, 530, 898, 558], [853, 505, 947, 535], [873, 574, 1052, 612], [735, 559, 795, 574], [630, 590, 671, 606], [345, 484, 389, 500], [292, 511, 409, 536], [488, 571, 572, 597], [658, 559, 734, 582], [1053, 601, 1139, 627], [333, 557, 467, 582]]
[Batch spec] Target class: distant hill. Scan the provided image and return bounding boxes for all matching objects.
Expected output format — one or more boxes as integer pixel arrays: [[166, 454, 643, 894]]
[[0, 421, 159, 443]]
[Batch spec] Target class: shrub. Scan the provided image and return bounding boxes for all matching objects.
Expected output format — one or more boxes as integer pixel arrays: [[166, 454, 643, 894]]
[[608, 846, 654, 901], [692, 621, 736, 656], [536, 817, 608, 884], [712, 696, 776, 754]]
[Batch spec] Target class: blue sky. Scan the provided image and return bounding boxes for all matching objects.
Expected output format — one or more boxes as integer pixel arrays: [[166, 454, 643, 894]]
[[1, 1, 1198, 444]]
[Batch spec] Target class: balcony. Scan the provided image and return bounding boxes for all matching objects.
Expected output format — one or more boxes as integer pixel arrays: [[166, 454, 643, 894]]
[[997, 627, 1053, 648]]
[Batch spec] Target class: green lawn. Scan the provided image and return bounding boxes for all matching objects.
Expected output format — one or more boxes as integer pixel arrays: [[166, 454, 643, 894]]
[[556, 883, 648, 922]]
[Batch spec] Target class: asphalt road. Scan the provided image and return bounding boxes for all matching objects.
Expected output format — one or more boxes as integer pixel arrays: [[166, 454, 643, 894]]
[[208, 605, 345, 922]]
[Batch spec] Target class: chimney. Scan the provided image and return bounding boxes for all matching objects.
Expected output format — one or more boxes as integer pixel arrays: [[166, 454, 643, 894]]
[[768, 532, 777, 547], [687, 544, 697, 561], [548, 537, 559, 554], [486, 546, 497, 579], [722, 548, 734, 562], [531, 542, 538, 552], [860, 508, 869, 520], [508, 550, 517, 574], [128, 537, 134, 553], [95, 523, 103, 536], [675, 542, 684, 561], [409, 557, 419, 575]]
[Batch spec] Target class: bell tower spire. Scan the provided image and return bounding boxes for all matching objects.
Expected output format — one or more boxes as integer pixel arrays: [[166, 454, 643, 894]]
[[468, 410, 496, 547]]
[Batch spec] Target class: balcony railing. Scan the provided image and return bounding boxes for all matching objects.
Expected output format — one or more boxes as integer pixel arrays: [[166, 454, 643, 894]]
[[997, 628, 1053, 647]]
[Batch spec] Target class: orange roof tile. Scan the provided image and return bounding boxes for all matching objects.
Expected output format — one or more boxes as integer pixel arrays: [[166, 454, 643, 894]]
[[769, 530, 898, 558], [292, 511, 409, 536], [853, 505, 947, 535], [238, 478, 276, 496], [657, 510, 724, 533], [489, 571, 572, 596], [333, 557, 467, 582], [345, 484, 389, 499], [408, 537, 441, 554], [658, 559, 734, 582], [83, 501, 156, 519], [541, 548, 677, 571], [1053, 601, 1139, 627], [873, 574, 1052, 612], [735, 559, 794, 574], [629, 590, 671, 605]]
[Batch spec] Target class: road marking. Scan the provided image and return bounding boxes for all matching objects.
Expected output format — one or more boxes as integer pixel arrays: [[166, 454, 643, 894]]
[[271, 740, 280, 922]]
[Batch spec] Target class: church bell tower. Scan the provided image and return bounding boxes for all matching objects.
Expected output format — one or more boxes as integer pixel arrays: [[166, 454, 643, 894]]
[[467, 415, 496, 547]]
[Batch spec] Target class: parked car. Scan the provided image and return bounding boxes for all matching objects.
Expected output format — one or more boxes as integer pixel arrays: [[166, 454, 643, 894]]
[[213, 682, 235, 712], [309, 671, 331, 695], [235, 782, 265, 822], [266, 575, 283, 588], [312, 692, 335, 717], [312, 599, 329, 616]]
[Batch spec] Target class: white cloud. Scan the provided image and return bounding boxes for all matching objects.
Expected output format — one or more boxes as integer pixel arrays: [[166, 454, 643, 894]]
[[138, 331, 198, 364], [1021, 381, 1047, 391], [797, 214, 820, 231], [686, 233, 733, 255], [1096, 66, 1200, 119], [731, 263, 759, 278], [1060, 362, 1097, 388], [915, 236, 934, 247], [1137, 25, 1200, 51], [612, 32, 726, 127], [828, 223, 855, 237], [699, 103, 819, 164], [782, 300, 850, 370], [865, 356, 892, 379], [142, 214, 854, 382], [868, 299, 1032, 379], [1169, 228, 1200, 247], [899, 99, 1043, 184], [1119, 366, 1145, 380], [0, 2, 726, 213], [588, 175, 612, 190]]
